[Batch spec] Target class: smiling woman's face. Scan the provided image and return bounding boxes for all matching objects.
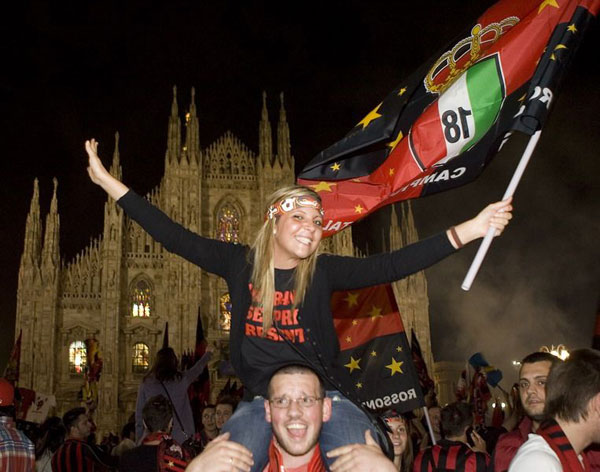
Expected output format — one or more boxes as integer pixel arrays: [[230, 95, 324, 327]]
[[386, 416, 408, 456], [272, 206, 323, 269]]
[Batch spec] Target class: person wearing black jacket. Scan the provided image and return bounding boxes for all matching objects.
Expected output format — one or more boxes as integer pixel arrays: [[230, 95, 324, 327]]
[[85, 138, 512, 471]]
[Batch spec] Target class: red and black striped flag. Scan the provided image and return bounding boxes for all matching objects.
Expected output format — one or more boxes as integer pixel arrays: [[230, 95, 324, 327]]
[[411, 329, 435, 397], [187, 310, 211, 430], [298, 0, 600, 236], [331, 284, 424, 412]]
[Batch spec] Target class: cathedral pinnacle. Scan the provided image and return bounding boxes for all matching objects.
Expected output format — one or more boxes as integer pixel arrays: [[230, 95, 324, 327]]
[[185, 87, 200, 161], [110, 132, 122, 180], [259, 91, 273, 166], [277, 91, 291, 167], [22, 178, 42, 264], [167, 85, 182, 163]]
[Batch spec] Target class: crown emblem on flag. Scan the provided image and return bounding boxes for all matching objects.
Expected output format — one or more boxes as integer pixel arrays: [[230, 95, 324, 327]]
[[424, 16, 520, 94]]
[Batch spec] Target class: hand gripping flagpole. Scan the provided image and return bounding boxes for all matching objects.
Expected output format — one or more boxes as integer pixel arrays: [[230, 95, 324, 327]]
[[461, 129, 542, 291]]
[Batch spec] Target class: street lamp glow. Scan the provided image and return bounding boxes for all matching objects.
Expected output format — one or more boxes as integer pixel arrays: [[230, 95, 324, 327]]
[[540, 344, 570, 361]]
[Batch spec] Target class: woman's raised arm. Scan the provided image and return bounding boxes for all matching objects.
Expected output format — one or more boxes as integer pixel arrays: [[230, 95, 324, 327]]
[[85, 139, 129, 200]]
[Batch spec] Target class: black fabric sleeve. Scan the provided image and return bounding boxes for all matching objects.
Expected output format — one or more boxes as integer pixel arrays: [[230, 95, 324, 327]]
[[118, 190, 244, 278], [321, 232, 456, 291]]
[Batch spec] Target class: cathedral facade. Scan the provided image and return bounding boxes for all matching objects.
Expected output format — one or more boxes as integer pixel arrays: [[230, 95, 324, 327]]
[[14, 87, 433, 436]]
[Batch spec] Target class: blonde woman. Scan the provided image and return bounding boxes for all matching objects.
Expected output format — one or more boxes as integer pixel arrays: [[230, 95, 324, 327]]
[[85, 138, 512, 471]]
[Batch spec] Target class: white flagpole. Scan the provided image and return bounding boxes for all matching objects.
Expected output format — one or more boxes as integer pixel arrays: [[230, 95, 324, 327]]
[[461, 129, 542, 291], [422, 406, 437, 446]]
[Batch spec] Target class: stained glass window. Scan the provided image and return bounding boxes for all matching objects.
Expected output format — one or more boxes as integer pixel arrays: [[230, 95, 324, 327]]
[[69, 341, 87, 374], [132, 343, 150, 373], [220, 292, 232, 331], [216, 205, 240, 243], [132, 280, 151, 317]]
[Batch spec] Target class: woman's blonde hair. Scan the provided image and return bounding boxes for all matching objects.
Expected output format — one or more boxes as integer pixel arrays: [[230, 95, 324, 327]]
[[250, 185, 322, 333]]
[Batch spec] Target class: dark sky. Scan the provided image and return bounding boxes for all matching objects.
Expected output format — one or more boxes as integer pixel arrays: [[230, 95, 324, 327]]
[[2, 1, 598, 387]]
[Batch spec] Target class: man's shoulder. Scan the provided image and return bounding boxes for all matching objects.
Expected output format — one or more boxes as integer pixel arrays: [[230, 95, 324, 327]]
[[508, 434, 561, 472], [0, 422, 34, 449]]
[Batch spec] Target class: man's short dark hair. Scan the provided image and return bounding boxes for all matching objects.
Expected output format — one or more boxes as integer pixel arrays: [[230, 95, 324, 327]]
[[545, 348, 600, 423], [63, 407, 87, 434], [121, 421, 135, 439], [142, 395, 172, 433], [441, 402, 473, 438], [267, 364, 325, 399], [216, 395, 238, 413], [521, 351, 561, 368]]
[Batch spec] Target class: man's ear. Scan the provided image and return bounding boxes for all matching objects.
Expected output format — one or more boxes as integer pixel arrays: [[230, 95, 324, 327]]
[[264, 399, 272, 424], [322, 397, 332, 423], [589, 392, 600, 419]]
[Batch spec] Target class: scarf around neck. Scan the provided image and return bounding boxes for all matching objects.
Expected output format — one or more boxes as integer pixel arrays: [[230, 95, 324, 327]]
[[265, 437, 326, 472], [537, 419, 590, 472]]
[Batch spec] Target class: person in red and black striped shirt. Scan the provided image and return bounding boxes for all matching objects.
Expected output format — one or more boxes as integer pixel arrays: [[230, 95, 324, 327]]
[[51, 407, 117, 472], [414, 402, 489, 472]]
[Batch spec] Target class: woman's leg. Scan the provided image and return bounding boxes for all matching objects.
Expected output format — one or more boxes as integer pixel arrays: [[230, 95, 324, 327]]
[[220, 397, 272, 472], [319, 392, 380, 469]]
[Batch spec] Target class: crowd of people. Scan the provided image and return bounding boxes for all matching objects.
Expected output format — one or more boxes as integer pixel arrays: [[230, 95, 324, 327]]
[[1, 140, 597, 471], [1, 348, 600, 471]]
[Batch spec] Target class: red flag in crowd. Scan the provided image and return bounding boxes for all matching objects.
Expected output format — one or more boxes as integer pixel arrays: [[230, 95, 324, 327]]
[[298, 0, 600, 236], [331, 284, 425, 412], [3, 330, 22, 384], [410, 329, 436, 397], [187, 311, 211, 431]]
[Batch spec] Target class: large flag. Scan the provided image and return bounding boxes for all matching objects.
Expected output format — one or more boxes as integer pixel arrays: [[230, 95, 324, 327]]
[[298, 0, 600, 236], [410, 329, 436, 397], [330, 284, 424, 412], [3, 330, 22, 384]]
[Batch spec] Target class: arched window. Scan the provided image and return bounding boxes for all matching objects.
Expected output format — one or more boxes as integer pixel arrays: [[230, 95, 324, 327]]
[[69, 341, 87, 374], [219, 292, 232, 331], [132, 280, 152, 317], [216, 205, 240, 243], [132, 343, 150, 373]]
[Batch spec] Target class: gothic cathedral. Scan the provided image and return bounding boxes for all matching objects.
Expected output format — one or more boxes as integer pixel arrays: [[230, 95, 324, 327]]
[[14, 87, 433, 436]]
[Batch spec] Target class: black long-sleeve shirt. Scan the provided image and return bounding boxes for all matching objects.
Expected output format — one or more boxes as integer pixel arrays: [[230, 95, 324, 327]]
[[119, 190, 456, 397]]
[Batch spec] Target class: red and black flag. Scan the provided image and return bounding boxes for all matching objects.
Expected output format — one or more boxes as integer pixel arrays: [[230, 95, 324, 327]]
[[298, 0, 600, 236], [330, 284, 424, 412], [3, 330, 22, 384], [188, 311, 211, 430], [411, 329, 436, 397]]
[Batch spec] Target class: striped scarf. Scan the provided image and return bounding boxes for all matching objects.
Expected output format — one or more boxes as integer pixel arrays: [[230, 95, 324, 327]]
[[537, 420, 590, 472]]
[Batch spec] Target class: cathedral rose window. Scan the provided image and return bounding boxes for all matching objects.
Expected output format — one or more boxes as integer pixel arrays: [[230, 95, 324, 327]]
[[132, 280, 152, 317], [69, 341, 87, 374], [132, 343, 150, 373]]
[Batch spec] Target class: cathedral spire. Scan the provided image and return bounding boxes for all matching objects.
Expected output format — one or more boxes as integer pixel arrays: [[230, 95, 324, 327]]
[[109, 132, 122, 180], [277, 92, 291, 167], [22, 178, 42, 265], [42, 178, 60, 270], [166, 85, 181, 163], [401, 200, 419, 246], [258, 91, 273, 166], [184, 87, 200, 163], [389, 203, 402, 250]]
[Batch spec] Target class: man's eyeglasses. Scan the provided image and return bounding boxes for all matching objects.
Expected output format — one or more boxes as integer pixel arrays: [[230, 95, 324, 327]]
[[269, 396, 323, 409]]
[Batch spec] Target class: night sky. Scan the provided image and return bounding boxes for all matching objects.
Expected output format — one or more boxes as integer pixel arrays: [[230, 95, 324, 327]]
[[2, 1, 599, 387]]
